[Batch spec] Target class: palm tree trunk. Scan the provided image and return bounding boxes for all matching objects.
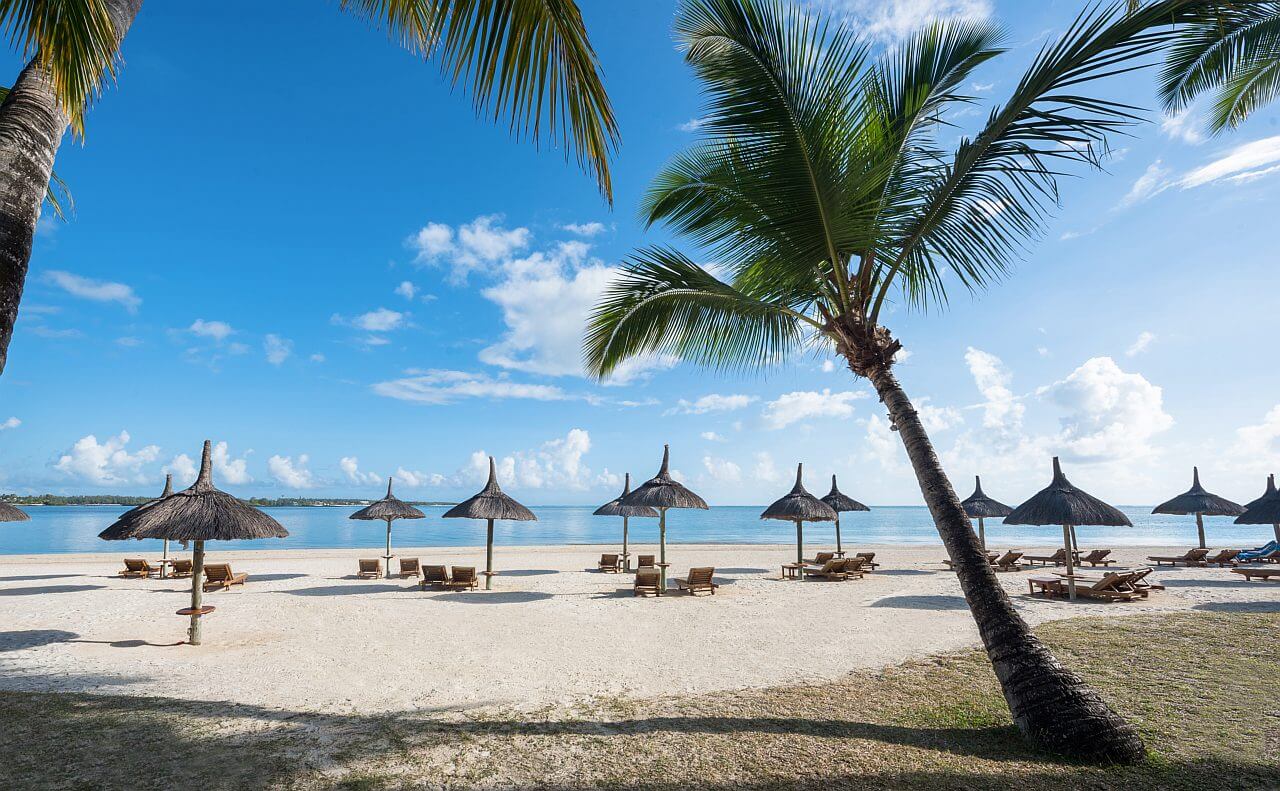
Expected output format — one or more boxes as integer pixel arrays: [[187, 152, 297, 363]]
[[0, 0, 142, 375], [863, 362, 1145, 763]]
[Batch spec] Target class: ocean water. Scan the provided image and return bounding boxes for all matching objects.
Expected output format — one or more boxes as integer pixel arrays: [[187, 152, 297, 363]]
[[0, 504, 1275, 555]]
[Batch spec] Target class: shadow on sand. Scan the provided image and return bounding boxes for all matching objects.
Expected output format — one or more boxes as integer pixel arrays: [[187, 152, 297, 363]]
[[0, 584, 104, 597], [282, 584, 414, 597], [869, 595, 970, 611], [0, 574, 82, 582]]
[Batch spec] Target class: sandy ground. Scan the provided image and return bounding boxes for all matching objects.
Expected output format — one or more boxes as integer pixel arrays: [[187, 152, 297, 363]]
[[1, 543, 1275, 715]]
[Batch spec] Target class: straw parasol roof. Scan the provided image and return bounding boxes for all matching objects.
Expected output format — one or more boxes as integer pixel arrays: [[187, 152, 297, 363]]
[[762, 464, 836, 523], [594, 473, 658, 518], [99, 474, 174, 541], [821, 475, 869, 513], [1005, 458, 1131, 527], [1241, 474, 1276, 512], [443, 457, 535, 522], [0, 501, 30, 522], [101, 441, 288, 541], [621, 445, 708, 510], [961, 476, 1013, 519], [350, 478, 426, 522], [1236, 474, 1280, 526], [1153, 467, 1244, 517]]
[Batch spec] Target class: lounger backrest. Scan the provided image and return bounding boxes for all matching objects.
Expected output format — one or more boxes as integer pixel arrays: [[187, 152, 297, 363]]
[[689, 567, 714, 585], [996, 551, 1022, 565], [423, 565, 448, 582], [204, 563, 230, 582], [173, 559, 193, 572], [638, 555, 655, 567], [452, 566, 475, 583], [400, 558, 419, 572], [1127, 567, 1153, 585], [1084, 549, 1110, 562], [1089, 571, 1134, 591], [1186, 548, 1210, 561], [814, 552, 834, 564], [124, 558, 147, 571], [359, 559, 379, 573], [601, 554, 618, 564], [635, 569, 659, 587], [844, 557, 863, 572]]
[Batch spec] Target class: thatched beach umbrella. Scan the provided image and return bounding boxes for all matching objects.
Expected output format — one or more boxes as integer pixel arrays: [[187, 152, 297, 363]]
[[442, 457, 535, 590], [1236, 474, 1280, 543], [98, 440, 287, 645], [100, 475, 177, 573], [349, 477, 426, 579], [1152, 467, 1244, 549], [620, 445, 707, 591], [1005, 457, 1130, 600], [961, 476, 1013, 552], [762, 464, 836, 567], [820, 475, 868, 557], [0, 500, 29, 522], [593, 472, 657, 571]]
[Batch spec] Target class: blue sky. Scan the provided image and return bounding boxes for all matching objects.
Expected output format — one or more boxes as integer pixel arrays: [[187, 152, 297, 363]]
[[1, 0, 1277, 506]]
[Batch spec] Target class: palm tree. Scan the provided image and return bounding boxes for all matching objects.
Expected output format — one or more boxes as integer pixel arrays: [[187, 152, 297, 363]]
[[0, 0, 618, 375], [586, 0, 1202, 762], [1151, 0, 1280, 132]]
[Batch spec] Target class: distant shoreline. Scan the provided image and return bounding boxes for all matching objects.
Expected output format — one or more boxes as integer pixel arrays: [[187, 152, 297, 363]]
[[2, 499, 458, 508]]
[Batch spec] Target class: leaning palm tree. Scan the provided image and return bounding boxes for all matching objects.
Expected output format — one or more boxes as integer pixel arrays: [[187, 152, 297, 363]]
[[586, 0, 1201, 762], [0, 0, 617, 375]]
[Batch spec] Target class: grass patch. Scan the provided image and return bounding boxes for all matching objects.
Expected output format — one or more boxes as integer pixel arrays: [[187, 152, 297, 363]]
[[1, 612, 1276, 789]]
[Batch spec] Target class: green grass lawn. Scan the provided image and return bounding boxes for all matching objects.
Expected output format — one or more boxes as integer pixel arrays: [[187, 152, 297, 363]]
[[2, 612, 1276, 790]]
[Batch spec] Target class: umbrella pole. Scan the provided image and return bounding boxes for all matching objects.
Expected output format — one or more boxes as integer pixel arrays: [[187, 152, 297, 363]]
[[485, 519, 494, 591], [977, 517, 986, 552], [834, 515, 843, 556], [1062, 524, 1076, 601], [385, 518, 393, 579], [659, 509, 667, 592], [1273, 522, 1279, 543], [161, 538, 169, 579], [189, 540, 206, 645], [1195, 512, 1206, 549], [1069, 524, 1079, 556], [622, 516, 630, 572], [796, 521, 804, 566]]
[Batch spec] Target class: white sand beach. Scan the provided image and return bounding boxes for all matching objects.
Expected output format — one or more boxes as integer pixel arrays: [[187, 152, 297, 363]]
[[1, 544, 1275, 715]]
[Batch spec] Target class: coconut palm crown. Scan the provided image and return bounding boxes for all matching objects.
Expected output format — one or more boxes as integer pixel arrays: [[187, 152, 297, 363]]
[[585, 0, 1202, 763]]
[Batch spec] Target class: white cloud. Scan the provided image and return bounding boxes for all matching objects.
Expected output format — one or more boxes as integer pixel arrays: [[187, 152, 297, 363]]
[[340, 456, 382, 487], [1230, 405, 1280, 472], [309, 353, 325, 363], [352, 308, 405, 332], [263, 334, 292, 365], [0, 417, 19, 430], [1039, 356, 1173, 462], [395, 281, 418, 300], [211, 442, 252, 485], [189, 319, 234, 342], [393, 467, 442, 488], [465, 429, 605, 490], [700, 431, 726, 442], [372, 369, 568, 405], [116, 336, 142, 347], [163, 453, 197, 486], [865, 413, 907, 471], [678, 117, 708, 132], [668, 393, 756, 415], [268, 454, 315, 489], [964, 347, 1025, 432], [54, 431, 160, 485], [560, 222, 606, 237], [761, 389, 866, 430], [1179, 135, 1280, 189], [918, 401, 964, 433], [45, 270, 140, 312], [701, 455, 742, 483], [1125, 331, 1156, 357], [408, 215, 530, 282], [1120, 160, 1173, 207], [820, 360, 836, 373], [752, 451, 784, 483], [826, 0, 993, 42], [1160, 107, 1206, 145]]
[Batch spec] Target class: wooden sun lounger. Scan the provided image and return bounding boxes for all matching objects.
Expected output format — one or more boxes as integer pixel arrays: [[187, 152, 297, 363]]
[[1078, 549, 1115, 567], [1029, 571, 1141, 602], [119, 558, 157, 578], [598, 553, 621, 573], [419, 565, 450, 589], [1202, 549, 1240, 567], [803, 552, 835, 566], [988, 550, 1023, 571], [1147, 548, 1211, 567], [448, 566, 478, 591], [1061, 567, 1164, 597], [1023, 548, 1068, 567], [855, 552, 879, 570], [1231, 567, 1280, 582], [357, 558, 382, 578], [636, 555, 656, 569], [674, 567, 718, 595], [202, 563, 248, 592], [634, 567, 661, 596], [170, 559, 193, 578], [398, 558, 421, 578]]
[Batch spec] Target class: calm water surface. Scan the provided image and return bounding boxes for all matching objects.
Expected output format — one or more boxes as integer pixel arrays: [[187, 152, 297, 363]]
[[1, 505, 1274, 555]]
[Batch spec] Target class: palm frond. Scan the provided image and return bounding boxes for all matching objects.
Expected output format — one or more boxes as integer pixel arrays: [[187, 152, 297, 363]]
[[583, 246, 815, 380], [0, 0, 122, 135], [341, 0, 617, 201], [1211, 40, 1280, 127]]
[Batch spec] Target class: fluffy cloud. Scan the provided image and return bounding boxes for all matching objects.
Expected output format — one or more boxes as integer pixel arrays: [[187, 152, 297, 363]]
[[752, 451, 784, 483], [0, 417, 19, 430], [702, 455, 742, 483], [1160, 108, 1206, 145], [163, 453, 197, 486], [668, 394, 756, 415], [1180, 135, 1280, 188], [865, 414, 907, 472], [340, 456, 382, 486], [268, 454, 315, 489], [263, 334, 292, 365], [1125, 331, 1156, 357], [1229, 405, 1280, 473], [351, 308, 405, 332], [211, 442, 252, 484], [825, 0, 992, 41], [964, 347, 1025, 432], [917, 401, 964, 433], [189, 319, 234, 342], [394, 281, 418, 300], [372, 369, 568, 405], [678, 117, 708, 132], [700, 431, 725, 442], [408, 215, 530, 282], [761, 389, 865, 430], [1120, 160, 1173, 207], [54, 431, 160, 485], [463, 429, 609, 490], [1039, 356, 1173, 462], [393, 467, 442, 488], [45, 270, 140, 312], [560, 222, 606, 237]]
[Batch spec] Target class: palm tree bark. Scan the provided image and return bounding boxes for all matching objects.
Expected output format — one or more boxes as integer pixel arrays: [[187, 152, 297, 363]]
[[0, 0, 142, 376], [863, 361, 1145, 763]]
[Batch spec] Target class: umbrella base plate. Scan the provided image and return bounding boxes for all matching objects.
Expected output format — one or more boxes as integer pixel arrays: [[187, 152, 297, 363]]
[[176, 606, 216, 616]]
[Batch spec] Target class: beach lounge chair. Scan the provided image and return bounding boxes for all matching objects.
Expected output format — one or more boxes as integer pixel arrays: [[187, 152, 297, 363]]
[[1202, 549, 1240, 567], [803, 552, 835, 566], [1261, 549, 1280, 564], [991, 550, 1024, 572], [448, 566, 478, 591], [119, 558, 157, 578], [419, 565, 450, 589], [202, 563, 248, 592], [1124, 567, 1164, 595], [855, 552, 879, 570], [170, 559, 193, 578], [357, 559, 382, 578], [1042, 571, 1141, 602], [1078, 549, 1115, 567], [803, 558, 849, 581], [1024, 548, 1068, 567], [634, 567, 661, 596], [1146, 548, 1211, 567], [675, 567, 718, 595], [1231, 567, 1280, 582], [1235, 541, 1279, 563], [636, 555, 656, 569], [398, 558, 421, 578], [942, 552, 1009, 570], [598, 554, 621, 573]]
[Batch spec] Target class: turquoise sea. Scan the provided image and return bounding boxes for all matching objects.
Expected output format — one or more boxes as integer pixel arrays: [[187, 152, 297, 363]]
[[0, 504, 1274, 555]]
